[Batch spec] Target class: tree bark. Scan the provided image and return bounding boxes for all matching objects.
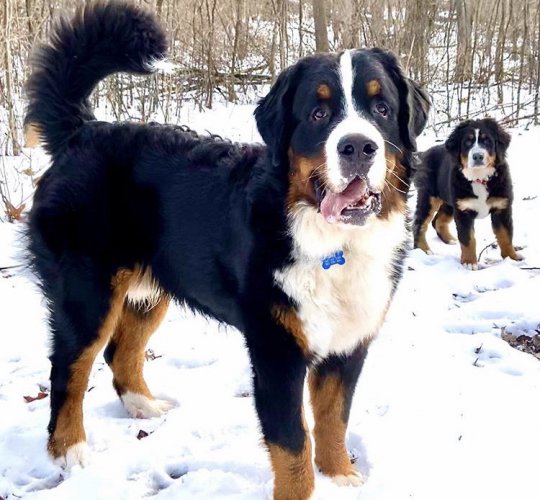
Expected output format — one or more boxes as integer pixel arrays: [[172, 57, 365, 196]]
[[312, 0, 329, 52], [455, 0, 472, 82]]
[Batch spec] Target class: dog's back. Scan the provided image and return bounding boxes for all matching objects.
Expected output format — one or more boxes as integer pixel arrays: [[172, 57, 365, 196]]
[[414, 143, 454, 204]]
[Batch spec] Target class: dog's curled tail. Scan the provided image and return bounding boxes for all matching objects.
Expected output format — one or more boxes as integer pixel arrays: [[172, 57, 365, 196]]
[[25, 1, 167, 157]]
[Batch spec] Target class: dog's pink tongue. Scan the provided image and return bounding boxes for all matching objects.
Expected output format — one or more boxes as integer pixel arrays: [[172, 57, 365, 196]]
[[320, 178, 367, 223]]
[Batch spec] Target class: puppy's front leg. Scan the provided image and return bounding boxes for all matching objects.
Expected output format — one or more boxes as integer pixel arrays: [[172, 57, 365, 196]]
[[455, 210, 478, 270]]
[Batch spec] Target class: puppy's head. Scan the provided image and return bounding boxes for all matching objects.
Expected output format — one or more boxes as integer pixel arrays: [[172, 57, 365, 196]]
[[255, 49, 430, 227], [445, 118, 510, 182]]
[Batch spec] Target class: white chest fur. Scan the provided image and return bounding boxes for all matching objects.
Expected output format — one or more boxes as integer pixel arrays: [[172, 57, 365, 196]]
[[457, 183, 490, 219], [274, 205, 406, 359]]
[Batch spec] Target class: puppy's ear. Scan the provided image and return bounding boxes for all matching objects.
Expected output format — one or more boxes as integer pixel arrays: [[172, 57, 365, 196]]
[[372, 49, 431, 151], [445, 121, 468, 157], [255, 63, 303, 166], [407, 79, 431, 138], [486, 118, 511, 154]]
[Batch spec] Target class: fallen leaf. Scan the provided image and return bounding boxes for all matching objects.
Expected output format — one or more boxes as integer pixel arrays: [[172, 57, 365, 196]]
[[24, 391, 48, 403], [137, 429, 149, 440]]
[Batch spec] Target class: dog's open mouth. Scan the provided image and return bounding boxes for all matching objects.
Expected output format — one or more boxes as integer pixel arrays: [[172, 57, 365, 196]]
[[315, 177, 382, 225]]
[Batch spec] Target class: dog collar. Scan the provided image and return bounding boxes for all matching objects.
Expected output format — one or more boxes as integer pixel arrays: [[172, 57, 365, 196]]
[[321, 250, 345, 269], [473, 178, 489, 186]]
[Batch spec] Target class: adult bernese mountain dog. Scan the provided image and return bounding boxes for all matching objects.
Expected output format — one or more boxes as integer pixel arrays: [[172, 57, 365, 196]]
[[413, 118, 521, 270], [25, 2, 429, 497]]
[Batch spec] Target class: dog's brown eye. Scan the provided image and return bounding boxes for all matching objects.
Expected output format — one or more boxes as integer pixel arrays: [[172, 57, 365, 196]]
[[375, 103, 389, 117], [312, 107, 328, 121]]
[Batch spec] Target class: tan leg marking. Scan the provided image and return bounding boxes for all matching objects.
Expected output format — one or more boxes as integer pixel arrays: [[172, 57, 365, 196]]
[[272, 305, 309, 356], [308, 373, 362, 486], [488, 197, 509, 210], [416, 197, 442, 253], [460, 229, 478, 268], [110, 296, 170, 398], [267, 424, 314, 500], [434, 208, 457, 244], [48, 270, 134, 460], [493, 226, 521, 260]]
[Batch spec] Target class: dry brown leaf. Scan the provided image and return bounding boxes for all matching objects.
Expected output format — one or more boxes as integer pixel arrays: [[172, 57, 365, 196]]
[[24, 391, 48, 403], [137, 429, 149, 440]]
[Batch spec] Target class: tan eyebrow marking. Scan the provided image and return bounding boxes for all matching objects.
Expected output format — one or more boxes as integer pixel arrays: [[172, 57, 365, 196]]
[[317, 84, 332, 99], [366, 79, 381, 97]]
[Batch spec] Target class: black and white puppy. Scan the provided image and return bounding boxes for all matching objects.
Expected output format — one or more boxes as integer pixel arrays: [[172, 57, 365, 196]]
[[413, 118, 521, 269], [25, 2, 429, 498]]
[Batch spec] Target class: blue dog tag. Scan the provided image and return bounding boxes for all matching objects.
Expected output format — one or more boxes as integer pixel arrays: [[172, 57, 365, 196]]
[[321, 250, 346, 270]]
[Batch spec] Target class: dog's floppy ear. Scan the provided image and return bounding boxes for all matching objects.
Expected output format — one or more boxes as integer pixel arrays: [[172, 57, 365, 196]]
[[485, 118, 511, 154], [372, 49, 431, 151], [407, 78, 431, 138], [255, 62, 303, 166], [445, 121, 469, 157]]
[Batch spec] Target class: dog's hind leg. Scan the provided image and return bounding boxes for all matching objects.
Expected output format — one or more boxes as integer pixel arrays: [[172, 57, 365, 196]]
[[308, 343, 367, 487], [413, 195, 442, 253], [104, 295, 172, 418], [433, 202, 457, 244], [47, 268, 130, 468]]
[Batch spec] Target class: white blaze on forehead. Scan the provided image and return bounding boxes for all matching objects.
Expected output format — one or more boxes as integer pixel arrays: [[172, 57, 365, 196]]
[[467, 128, 488, 168], [340, 49, 355, 116], [324, 50, 386, 191]]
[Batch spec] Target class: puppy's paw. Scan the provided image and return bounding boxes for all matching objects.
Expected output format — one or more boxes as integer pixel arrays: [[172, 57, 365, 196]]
[[462, 262, 478, 271], [331, 470, 364, 487], [53, 442, 89, 470], [121, 392, 174, 419], [508, 252, 524, 261]]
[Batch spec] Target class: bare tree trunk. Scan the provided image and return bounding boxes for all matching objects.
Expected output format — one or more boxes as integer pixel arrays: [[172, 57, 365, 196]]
[[535, 4, 540, 125], [495, 0, 511, 103], [269, 20, 277, 82], [455, 0, 472, 82], [204, 0, 217, 108], [279, 0, 288, 70], [3, 0, 20, 156], [312, 0, 329, 52], [25, 0, 34, 37], [229, 0, 244, 101], [298, 0, 304, 58], [515, 0, 528, 123]]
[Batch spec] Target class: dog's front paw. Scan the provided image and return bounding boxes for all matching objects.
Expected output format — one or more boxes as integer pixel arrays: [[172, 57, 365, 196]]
[[52, 442, 89, 470], [330, 470, 364, 487], [507, 251, 524, 261], [121, 392, 174, 418], [462, 262, 478, 271]]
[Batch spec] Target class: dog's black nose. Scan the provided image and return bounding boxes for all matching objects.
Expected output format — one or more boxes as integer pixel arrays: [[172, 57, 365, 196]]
[[472, 152, 484, 163], [338, 134, 378, 160]]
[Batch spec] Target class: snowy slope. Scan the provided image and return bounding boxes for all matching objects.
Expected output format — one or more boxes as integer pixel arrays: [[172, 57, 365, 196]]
[[0, 105, 539, 500]]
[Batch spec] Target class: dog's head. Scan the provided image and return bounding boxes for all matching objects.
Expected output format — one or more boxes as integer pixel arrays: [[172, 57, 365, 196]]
[[255, 48, 430, 227], [445, 118, 510, 182]]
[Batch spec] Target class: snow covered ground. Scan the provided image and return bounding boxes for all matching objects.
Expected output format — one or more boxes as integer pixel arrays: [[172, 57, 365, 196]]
[[0, 104, 539, 500]]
